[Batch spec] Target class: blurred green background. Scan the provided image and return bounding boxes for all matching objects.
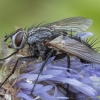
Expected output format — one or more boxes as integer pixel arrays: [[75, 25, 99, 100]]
[[0, 0, 100, 42]]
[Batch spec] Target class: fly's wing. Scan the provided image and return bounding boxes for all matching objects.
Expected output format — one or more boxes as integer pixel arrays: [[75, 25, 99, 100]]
[[49, 35, 100, 64], [46, 17, 93, 32]]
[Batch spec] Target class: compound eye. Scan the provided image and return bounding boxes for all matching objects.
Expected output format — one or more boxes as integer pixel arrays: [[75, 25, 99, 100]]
[[15, 29, 24, 47]]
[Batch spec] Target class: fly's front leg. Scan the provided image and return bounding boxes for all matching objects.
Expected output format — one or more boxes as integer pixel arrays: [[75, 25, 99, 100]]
[[0, 56, 37, 88], [0, 50, 18, 61], [55, 53, 71, 98]]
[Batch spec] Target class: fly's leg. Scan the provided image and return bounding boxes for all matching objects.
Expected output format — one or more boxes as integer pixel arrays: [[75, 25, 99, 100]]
[[66, 53, 70, 72], [0, 56, 37, 88], [30, 49, 55, 96], [0, 50, 18, 61], [49, 52, 71, 99], [66, 53, 71, 99], [54, 53, 67, 60]]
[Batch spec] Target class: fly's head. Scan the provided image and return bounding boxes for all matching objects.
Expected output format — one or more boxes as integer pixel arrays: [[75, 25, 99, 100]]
[[4, 28, 28, 50]]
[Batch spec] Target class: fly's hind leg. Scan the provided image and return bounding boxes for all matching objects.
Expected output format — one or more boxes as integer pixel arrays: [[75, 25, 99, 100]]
[[66, 53, 70, 72], [55, 53, 71, 99], [54, 53, 71, 99], [65, 53, 71, 99]]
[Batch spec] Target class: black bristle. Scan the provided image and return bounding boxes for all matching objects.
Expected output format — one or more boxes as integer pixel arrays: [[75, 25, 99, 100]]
[[86, 36, 95, 43], [69, 33, 100, 52], [91, 40, 100, 47], [89, 38, 97, 46]]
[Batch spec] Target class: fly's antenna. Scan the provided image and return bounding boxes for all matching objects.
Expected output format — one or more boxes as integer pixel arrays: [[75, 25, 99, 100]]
[[4, 31, 14, 42], [4, 33, 9, 41], [4, 35, 9, 42]]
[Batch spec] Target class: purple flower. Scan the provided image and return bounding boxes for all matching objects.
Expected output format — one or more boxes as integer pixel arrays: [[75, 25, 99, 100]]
[[14, 56, 98, 100], [1, 32, 100, 100]]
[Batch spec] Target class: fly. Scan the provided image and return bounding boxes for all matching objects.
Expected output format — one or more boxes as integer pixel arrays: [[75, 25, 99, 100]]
[[0, 16, 97, 97]]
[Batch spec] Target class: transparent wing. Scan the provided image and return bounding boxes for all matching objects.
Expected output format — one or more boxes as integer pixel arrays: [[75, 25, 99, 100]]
[[46, 17, 93, 32], [49, 35, 100, 64]]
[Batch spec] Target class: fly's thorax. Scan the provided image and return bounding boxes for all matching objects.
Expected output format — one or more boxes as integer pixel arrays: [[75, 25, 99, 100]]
[[9, 28, 28, 49], [27, 27, 59, 44]]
